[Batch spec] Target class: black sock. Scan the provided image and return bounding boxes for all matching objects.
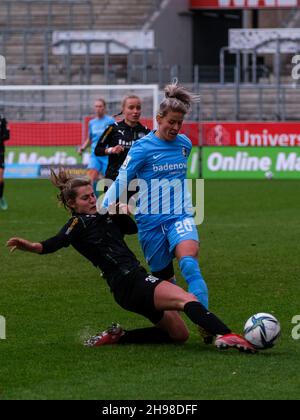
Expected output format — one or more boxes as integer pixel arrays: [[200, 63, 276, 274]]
[[118, 327, 174, 345], [184, 301, 231, 336], [0, 181, 3, 199]]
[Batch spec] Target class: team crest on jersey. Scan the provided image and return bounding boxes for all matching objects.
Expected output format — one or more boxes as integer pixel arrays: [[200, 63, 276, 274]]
[[182, 147, 188, 158]]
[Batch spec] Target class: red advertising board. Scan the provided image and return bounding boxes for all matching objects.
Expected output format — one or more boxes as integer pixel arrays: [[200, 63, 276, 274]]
[[8, 122, 82, 146], [8, 120, 300, 148], [190, 0, 298, 8], [202, 122, 300, 147]]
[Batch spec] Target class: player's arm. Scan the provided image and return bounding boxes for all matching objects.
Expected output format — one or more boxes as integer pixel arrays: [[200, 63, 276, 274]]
[[94, 125, 124, 156], [7, 218, 81, 255], [78, 137, 91, 156], [78, 121, 92, 155], [108, 203, 137, 235], [7, 232, 69, 255], [101, 142, 145, 209], [111, 213, 138, 235], [6, 238, 43, 254]]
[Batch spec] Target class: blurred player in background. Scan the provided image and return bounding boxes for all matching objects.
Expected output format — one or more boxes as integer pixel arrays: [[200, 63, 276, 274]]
[[102, 82, 210, 341], [94, 95, 150, 183], [78, 99, 115, 194], [0, 116, 10, 210], [6, 170, 256, 353]]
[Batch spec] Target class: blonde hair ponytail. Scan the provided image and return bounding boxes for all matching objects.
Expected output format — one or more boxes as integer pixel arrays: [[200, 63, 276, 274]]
[[158, 80, 200, 117]]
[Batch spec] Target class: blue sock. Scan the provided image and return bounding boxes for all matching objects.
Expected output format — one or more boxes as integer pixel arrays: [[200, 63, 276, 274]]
[[179, 256, 209, 309]]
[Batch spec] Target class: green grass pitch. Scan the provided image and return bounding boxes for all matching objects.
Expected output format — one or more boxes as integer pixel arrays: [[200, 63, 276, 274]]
[[1, 179, 300, 400]]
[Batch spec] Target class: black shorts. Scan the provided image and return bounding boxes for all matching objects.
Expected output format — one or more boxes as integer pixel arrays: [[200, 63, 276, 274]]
[[152, 262, 174, 280], [111, 267, 164, 325], [0, 151, 4, 170]]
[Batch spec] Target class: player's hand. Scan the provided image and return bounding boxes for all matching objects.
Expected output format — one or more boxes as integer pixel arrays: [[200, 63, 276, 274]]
[[108, 202, 118, 215], [112, 145, 125, 155], [107, 202, 128, 215], [117, 203, 131, 215], [77, 146, 84, 156], [6, 238, 42, 254]]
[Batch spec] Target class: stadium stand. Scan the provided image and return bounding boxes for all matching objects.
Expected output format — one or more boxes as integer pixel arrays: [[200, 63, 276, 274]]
[[197, 85, 300, 121], [1, 1, 300, 121], [0, 0, 161, 85], [0, 0, 159, 31], [0, 0, 95, 30]]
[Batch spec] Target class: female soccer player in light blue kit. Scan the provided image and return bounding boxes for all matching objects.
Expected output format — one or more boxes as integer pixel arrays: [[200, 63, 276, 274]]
[[78, 99, 115, 191], [102, 82, 209, 315]]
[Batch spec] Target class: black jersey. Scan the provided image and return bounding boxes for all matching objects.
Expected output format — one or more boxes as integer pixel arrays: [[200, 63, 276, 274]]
[[40, 213, 140, 289], [0, 117, 9, 154], [94, 120, 150, 181], [0, 139, 4, 154]]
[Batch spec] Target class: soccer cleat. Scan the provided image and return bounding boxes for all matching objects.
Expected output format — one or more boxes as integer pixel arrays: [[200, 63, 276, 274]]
[[198, 326, 214, 345], [215, 333, 257, 354], [0, 197, 8, 211], [84, 322, 124, 347]]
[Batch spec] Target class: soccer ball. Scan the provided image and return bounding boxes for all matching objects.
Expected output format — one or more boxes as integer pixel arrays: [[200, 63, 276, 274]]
[[264, 171, 274, 180], [244, 313, 281, 350]]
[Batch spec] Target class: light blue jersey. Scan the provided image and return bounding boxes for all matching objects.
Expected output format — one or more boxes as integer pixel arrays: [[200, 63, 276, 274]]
[[88, 116, 115, 173], [89, 116, 115, 154], [103, 131, 194, 232]]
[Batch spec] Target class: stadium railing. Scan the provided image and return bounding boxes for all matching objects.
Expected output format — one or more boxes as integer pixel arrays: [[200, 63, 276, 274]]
[[1, 82, 300, 122]]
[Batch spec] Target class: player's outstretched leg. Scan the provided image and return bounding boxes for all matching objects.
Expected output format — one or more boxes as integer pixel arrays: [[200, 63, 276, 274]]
[[85, 322, 177, 347]]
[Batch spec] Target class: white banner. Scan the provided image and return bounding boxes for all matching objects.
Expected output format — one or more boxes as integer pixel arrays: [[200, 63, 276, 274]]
[[53, 31, 155, 55], [230, 29, 300, 53]]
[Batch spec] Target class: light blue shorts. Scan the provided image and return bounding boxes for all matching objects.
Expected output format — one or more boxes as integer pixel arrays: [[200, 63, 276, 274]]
[[87, 155, 108, 175], [138, 216, 199, 272]]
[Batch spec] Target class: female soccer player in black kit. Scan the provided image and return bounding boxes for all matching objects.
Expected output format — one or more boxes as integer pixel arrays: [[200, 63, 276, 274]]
[[94, 95, 150, 182], [6, 170, 256, 352], [0, 116, 9, 210]]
